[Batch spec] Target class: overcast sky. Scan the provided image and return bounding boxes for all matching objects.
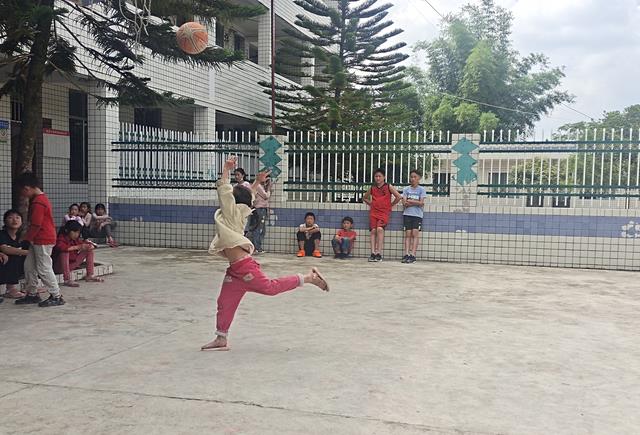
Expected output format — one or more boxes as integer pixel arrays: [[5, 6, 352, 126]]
[[387, 0, 640, 132]]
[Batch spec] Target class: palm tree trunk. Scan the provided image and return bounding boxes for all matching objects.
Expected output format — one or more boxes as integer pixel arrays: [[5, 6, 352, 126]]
[[14, 0, 53, 215]]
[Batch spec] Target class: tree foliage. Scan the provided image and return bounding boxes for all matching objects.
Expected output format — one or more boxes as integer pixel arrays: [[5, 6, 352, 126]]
[[414, 0, 573, 133], [555, 104, 640, 139], [260, 0, 419, 131]]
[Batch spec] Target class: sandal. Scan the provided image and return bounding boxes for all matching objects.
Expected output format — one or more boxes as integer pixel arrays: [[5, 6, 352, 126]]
[[85, 276, 104, 283], [63, 281, 80, 288], [311, 267, 330, 292], [3, 287, 26, 299]]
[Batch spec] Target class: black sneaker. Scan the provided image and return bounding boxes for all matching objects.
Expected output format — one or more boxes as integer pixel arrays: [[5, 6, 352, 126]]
[[375, 254, 382, 262], [15, 294, 42, 305], [38, 295, 66, 307], [368, 253, 377, 262], [401, 255, 409, 263], [407, 255, 417, 264]]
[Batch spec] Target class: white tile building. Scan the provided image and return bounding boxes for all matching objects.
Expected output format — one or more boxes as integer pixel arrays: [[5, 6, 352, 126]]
[[0, 0, 314, 218]]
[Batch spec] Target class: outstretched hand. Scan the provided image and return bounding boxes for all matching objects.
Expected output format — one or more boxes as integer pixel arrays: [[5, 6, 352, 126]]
[[256, 169, 272, 184], [223, 156, 237, 172]]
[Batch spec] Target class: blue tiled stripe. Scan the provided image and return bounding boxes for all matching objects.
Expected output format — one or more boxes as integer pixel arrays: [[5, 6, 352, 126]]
[[110, 203, 639, 239]]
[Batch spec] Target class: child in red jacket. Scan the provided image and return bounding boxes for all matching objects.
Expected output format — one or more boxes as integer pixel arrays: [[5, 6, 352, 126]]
[[54, 220, 103, 287], [14, 172, 64, 307]]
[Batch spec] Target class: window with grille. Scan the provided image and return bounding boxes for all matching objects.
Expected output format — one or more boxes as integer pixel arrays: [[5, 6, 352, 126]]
[[69, 90, 89, 182]]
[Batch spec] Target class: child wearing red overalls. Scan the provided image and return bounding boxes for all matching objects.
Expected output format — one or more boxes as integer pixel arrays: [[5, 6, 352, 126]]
[[363, 168, 402, 262], [201, 156, 329, 351]]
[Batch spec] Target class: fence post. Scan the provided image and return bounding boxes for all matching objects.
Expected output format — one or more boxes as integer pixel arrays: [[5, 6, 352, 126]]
[[258, 134, 288, 204], [450, 133, 480, 212]]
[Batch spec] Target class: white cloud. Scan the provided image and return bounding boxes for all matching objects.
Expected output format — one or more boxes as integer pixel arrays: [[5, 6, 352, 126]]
[[387, 0, 640, 130]]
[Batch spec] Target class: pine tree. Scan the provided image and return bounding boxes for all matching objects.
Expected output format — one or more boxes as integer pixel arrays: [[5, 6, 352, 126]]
[[261, 0, 412, 131], [0, 0, 263, 207]]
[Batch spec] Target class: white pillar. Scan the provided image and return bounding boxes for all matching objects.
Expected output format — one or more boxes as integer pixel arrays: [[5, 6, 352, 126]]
[[300, 57, 315, 87], [258, 134, 287, 204], [87, 85, 119, 204], [257, 13, 272, 70], [194, 105, 215, 140], [450, 133, 480, 212]]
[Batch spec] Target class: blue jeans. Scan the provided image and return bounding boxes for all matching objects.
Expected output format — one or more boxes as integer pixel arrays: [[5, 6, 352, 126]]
[[248, 208, 268, 251], [331, 237, 351, 254]]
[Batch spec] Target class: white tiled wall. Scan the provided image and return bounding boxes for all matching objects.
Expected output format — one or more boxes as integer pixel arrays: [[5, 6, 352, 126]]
[[0, 97, 12, 213]]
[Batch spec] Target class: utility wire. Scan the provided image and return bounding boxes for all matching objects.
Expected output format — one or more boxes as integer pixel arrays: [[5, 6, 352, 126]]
[[418, 0, 445, 19], [558, 102, 595, 121]]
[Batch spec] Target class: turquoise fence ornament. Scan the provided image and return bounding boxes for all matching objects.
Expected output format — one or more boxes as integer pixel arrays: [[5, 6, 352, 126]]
[[452, 137, 478, 186], [259, 136, 282, 178]]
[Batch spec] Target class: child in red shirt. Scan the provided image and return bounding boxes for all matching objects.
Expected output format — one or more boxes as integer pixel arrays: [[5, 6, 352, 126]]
[[363, 168, 401, 262], [14, 172, 64, 307], [331, 217, 356, 259], [54, 220, 104, 287]]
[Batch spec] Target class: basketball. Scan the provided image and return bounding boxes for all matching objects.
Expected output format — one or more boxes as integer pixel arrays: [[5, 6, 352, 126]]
[[176, 22, 208, 55]]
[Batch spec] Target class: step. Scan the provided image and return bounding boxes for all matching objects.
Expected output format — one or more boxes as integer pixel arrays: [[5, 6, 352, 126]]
[[0, 263, 113, 294]]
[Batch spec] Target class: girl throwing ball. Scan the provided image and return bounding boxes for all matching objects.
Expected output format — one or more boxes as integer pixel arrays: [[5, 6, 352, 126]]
[[201, 157, 329, 351]]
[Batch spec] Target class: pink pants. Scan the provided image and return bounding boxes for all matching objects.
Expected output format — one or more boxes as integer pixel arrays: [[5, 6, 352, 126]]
[[55, 251, 94, 282], [215, 256, 303, 337]]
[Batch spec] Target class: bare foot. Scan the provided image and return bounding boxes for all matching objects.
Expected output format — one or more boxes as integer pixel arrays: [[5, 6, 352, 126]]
[[85, 276, 104, 283], [304, 267, 330, 292], [201, 336, 229, 351]]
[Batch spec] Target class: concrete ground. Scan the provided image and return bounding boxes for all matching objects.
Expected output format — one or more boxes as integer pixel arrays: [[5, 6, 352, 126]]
[[1, 248, 639, 435]]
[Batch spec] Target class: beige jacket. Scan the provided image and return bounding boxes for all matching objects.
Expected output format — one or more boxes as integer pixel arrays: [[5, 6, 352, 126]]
[[208, 179, 254, 257]]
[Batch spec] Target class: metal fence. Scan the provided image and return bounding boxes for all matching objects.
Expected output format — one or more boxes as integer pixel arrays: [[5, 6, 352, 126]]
[[111, 127, 640, 209], [113, 124, 259, 190], [285, 131, 452, 202], [479, 128, 640, 209]]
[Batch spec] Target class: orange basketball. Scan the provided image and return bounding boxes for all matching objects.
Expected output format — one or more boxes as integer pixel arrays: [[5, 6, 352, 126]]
[[176, 22, 208, 55]]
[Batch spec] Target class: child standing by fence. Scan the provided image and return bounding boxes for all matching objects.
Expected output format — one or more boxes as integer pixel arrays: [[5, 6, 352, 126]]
[[401, 170, 427, 263], [363, 168, 402, 262], [201, 157, 329, 352]]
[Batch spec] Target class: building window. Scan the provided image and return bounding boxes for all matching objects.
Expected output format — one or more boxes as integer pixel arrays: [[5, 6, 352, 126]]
[[134, 108, 162, 128], [234, 33, 246, 54], [69, 90, 89, 182], [249, 43, 258, 64], [215, 22, 225, 47], [11, 98, 23, 122]]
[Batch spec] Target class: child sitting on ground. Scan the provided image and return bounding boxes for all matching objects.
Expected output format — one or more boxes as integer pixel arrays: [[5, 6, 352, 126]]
[[0, 209, 29, 299], [297, 212, 322, 258], [87, 203, 118, 247], [63, 203, 84, 226], [54, 220, 104, 287], [331, 217, 356, 259]]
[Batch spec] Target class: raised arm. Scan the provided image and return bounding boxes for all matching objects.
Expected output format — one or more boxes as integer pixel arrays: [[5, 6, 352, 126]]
[[251, 170, 272, 194], [216, 156, 240, 215]]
